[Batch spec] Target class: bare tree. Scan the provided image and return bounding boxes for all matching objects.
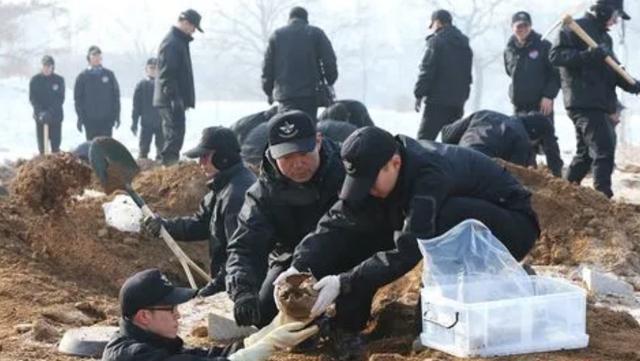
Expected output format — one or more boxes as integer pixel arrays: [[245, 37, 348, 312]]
[[0, 0, 70, 76]]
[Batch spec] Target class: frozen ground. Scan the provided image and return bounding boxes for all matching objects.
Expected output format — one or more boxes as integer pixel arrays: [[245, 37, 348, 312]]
[[2, 76, 640, 202]]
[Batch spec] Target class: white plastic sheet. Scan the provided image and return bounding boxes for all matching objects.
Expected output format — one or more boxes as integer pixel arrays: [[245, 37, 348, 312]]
[[102, 195, 143, 233], [418, 219, 533, 303]]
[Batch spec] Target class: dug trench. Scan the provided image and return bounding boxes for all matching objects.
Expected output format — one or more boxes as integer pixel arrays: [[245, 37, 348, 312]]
[[1, 154, 640, 360]]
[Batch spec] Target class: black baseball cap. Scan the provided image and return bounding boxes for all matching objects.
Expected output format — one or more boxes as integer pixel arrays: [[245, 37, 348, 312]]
[[268, 111, 317, 159], [119, 269, 195, 318], [180, 9, 204, 32], [184, 126, 241, 168], [512, 11, 532, 25], [597, 0, 630, 20], [41, 55, 55, 66], [146, 57, 158, 66], [430, 9, 452, 29], [340, 126, 398, 203]]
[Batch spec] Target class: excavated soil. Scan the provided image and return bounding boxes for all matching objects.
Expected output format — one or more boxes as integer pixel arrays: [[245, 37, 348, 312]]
[[3, 156, 640, 361]]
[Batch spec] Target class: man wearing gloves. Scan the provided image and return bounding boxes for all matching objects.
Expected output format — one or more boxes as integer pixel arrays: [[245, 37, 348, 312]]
[[74, 46, 121, 140], [281, 127, 539, 359], [225, 111, 345, 328], [102, 268, 317, 361], [550, 0, 640, 197], [29, 55, 65, 154], [142, 127, 256, 298], [132, 58, 164, 160], [154, 9, 202, 166]]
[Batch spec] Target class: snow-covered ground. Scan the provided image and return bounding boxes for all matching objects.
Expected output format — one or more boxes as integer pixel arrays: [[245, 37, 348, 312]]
[[2, 76, 640, 202]]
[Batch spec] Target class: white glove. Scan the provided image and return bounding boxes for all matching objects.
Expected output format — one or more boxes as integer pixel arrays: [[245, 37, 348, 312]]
[[243, 312, 288, 347], [228, 339, 273, 361], [310, 275, 340, 318], [261, 322, 319, 349], [272, 266, 300, 286]]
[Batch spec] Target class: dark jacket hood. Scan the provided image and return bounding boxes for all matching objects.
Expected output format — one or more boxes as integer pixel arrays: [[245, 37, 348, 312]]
[[431, 25, 469, 47], [507, 30, 541, 50]]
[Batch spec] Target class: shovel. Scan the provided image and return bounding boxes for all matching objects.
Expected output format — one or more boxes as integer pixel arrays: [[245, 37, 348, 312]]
[[89, 137, 211, 288]]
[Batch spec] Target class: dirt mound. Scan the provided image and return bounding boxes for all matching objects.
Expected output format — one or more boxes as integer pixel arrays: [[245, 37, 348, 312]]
[[500, 162, 640, 276], [133, 161, 208, 215], [10, 153, 91, 212]]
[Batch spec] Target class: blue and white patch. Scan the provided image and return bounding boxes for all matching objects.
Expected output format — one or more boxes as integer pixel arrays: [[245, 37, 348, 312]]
[[102, 76, 110, 83], [52, 84, 59, 91], [529, 50, 539, 59]]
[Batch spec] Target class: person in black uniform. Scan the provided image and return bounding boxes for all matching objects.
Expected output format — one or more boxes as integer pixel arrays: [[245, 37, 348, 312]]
[[132, 58, 164, 160], [141, 127, 256, 298], [550, 0, 640, 197], [262, 7, 338, 119], [318, 100, 375, 128], [29, 55, 65, 154], [441, 110, 554, 168], [225, 111, 345, 328], [282, 127, 539, 358], [74, 46, 121, 140], [414, 9, 473, 141], [504, 11, 563, 177], [101, 268, 318, 361], [154, 9, 202, 166]]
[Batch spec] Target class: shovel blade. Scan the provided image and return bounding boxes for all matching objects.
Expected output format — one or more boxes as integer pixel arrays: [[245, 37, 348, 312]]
[[89, 137, 140, 194]]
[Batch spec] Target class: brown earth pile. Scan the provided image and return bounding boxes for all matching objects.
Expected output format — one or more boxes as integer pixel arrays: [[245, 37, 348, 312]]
[[10, 153, 92, 212]]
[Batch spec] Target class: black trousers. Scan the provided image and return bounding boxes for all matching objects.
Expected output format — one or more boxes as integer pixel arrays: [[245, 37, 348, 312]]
[[418, 103, 464, 141], [278, 97, 318, 121], [36, 121, 61, 154], [256, 259, 290, 328], [334, 196, 539, 332], [84, 120, 113, 141], [515, 104, 564, 177], [565, 109, 616, 198], [159, 107, 186, 166], [139, 125, 165, 160]]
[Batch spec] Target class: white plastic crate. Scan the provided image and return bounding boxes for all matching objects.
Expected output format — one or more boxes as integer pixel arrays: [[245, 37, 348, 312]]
[[420, 276, 589, 358]]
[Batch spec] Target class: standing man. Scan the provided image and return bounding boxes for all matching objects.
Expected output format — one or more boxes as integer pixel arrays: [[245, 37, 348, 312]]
[[29, 55, 65, 154], [74, 46, 121, 140], [155, 9, 202, 166], [550, 0, 640, 198], [286, 127, 539, 358], [141, 127, 256, 298], [132, 58, 164, 160], [262, 6, 338, 119], [504, 11, 563, 177], [414, 9, 473, 141], [225, 111, 345, 328]]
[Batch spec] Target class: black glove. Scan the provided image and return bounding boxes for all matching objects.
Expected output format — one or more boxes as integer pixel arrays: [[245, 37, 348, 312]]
[[37, 111, 51, 124], [170, 98, 185, 114], [581, 44, 609, 64], [233, 293, 260, 326], [141, 216, 163, 238], [267, 95, 274, 105], [77, 119, 83, 132], [197, 279, 225, 298], [630, 81, 640, 95], [131, 124, 138, 136]]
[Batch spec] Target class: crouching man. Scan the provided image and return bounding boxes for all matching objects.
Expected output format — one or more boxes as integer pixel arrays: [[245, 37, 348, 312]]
[[102, 268, 318, 361], [283, 127, 540, 359]]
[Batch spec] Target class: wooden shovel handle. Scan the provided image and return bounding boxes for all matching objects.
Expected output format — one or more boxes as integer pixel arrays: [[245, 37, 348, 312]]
[[562, 15, 636, 85]]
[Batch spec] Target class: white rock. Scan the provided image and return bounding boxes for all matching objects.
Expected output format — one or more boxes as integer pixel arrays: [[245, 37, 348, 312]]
[[581, 266, 634, 297]]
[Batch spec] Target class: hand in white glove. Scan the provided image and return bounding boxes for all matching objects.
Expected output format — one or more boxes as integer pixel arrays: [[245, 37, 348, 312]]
[[272, 266, 300, 286], [310, 275, 340, 318], [228, 339, 273, 361], [262, 322, 319, 349]]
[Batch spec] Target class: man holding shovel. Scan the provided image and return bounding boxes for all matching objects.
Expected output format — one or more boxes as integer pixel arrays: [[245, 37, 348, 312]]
[[102, 268, 318, 361], [142, 127, 256, 298], [29, 55, 65, 154], [550, 0, 640, 198]]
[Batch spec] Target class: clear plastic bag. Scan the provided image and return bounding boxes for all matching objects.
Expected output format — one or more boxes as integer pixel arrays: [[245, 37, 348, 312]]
[[102, 194, 143, 233], [418, 219, 533, 303]]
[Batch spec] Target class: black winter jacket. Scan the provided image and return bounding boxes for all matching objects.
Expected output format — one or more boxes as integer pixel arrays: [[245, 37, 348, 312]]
[[231, 107, 278, 146], [414, 25, 473, 107], [225, 139, 345, 300], [504, 31, 560, 107], [132, 77, 161, 129], [163, 164, 256, 290], [74, 66, 120, 124], [29, 73, 65, 123], [441, 110, 534, 167], [154, 27, 195, 109], [102, 319, 241, 361], [262, 18, 338, 101], [550, 13, 636, 113], [292, 137, 537, 293]]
